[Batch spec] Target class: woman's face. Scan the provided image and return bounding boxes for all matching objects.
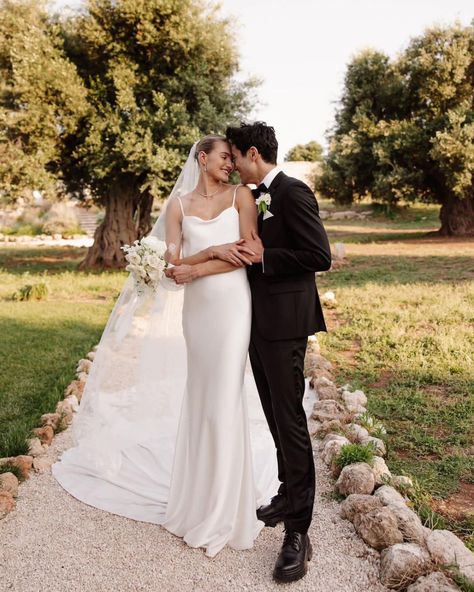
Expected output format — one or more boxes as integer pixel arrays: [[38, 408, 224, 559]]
[[201, 140, 234, 182]]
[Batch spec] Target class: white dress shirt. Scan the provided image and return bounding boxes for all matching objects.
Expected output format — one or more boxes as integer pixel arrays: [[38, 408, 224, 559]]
[[260, 167, 281, 190]]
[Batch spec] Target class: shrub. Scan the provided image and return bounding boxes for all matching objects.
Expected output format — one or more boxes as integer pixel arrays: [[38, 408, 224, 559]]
[[41, 202, 84, 237], [335, 442, 376, 469], [12, 282, 49, 301]]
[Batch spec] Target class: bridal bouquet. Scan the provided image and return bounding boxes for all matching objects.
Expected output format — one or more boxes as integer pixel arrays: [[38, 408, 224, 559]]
[[121, 236, 168, 296]]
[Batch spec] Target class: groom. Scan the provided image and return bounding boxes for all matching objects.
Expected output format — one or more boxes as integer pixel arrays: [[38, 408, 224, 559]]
[[226, 122, 331, 583]]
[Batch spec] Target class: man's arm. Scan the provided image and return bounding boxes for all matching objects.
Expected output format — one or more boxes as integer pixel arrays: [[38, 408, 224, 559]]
[[263, 181, 331, 276]]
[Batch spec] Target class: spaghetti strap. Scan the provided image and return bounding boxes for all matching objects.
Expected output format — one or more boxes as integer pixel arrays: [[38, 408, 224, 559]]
[[232, 184, 240, 208], [176, 196, 185, 217]]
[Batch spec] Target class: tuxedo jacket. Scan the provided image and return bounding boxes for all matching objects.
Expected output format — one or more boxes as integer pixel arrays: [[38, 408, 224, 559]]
[[247, 171, 331, 341]]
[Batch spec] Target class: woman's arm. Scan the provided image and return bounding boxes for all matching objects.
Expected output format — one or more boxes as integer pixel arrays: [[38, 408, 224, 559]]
[[165, 193, 251, 267], [167, 187, 258, 284]]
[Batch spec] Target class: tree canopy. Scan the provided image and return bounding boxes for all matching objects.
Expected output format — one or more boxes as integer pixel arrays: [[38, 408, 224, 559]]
[[0, 0, 88, 204], [317, 23, 474, 235], [285, 140, 323, 162], [0, 0, 256, 266]]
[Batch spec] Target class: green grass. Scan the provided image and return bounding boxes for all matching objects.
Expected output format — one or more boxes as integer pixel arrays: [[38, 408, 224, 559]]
[[0, 245, 125, 458], [335, 442, 376, 468], [317, 205, 474, 547]]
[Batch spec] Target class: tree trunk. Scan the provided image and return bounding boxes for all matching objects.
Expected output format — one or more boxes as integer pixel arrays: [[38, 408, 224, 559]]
[[137, 190, 153, 238], [439, 194, 474, 236], [80, 180, 138, 270]]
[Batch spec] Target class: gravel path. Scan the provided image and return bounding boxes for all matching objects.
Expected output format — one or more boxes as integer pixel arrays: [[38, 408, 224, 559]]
[[0, 417, 389, 592]]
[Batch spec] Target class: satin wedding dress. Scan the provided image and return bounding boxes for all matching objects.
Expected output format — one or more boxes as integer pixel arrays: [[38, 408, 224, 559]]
[[52, 187, 281, 557]]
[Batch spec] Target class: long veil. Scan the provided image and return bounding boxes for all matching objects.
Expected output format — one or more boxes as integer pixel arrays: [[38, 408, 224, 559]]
[[69, 142, 201, 478]]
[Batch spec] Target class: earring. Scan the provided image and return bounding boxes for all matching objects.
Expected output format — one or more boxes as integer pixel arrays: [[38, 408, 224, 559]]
[[204, 164, 207, 173]]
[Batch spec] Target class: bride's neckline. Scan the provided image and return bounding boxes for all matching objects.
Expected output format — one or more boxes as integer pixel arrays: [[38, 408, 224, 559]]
[[183, 205, 238, 223]]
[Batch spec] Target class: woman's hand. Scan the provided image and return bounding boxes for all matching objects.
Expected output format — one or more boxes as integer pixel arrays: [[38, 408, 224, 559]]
[[209, 242, 255, 266], [165, 264, 200, 284]]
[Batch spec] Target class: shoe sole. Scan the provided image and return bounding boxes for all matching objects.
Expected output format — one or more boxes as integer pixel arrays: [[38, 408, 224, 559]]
[[262, 516, 284, 528], [272, 542, 313, 583]]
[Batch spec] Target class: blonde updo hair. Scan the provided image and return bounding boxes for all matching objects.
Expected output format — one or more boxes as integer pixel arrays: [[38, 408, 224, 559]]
[[194, 134, 227, 161]]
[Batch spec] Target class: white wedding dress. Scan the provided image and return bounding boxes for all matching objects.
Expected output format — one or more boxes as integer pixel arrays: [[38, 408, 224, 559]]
[[52, 188, 282, 557]]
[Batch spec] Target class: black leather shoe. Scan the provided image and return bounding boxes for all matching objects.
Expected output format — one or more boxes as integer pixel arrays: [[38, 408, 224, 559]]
[[256, 494, 287, 527], [273, 530, 313, 583]]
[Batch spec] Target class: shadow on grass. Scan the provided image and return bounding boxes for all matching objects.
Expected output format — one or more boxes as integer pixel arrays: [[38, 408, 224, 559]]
[[325, 254, 474, 287], [0, 312, 106, 458], [0, 246, 87, 275]]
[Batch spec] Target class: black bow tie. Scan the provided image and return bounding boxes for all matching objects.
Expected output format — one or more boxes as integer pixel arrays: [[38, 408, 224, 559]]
[[257, 183, 267, 194]]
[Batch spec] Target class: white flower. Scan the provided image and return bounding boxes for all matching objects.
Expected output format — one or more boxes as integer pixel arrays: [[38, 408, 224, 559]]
[[256, 192, 272, 216], [125, 251, 141, 265], [141, 235, 161, 249]]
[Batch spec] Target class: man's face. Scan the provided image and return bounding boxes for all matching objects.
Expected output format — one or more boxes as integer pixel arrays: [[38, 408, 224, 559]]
[[230, 145, 258, 185]]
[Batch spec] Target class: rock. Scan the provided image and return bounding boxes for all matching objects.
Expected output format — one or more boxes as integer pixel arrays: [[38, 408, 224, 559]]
[[388, 502, 426, 546], [86, 351, 96, 361], [33, 425, 54, 446], [320, 432, 349, 450], [380, 543, 432, 589], [56, 399, 75, 416], [335, 462, 376, 496], [7, 455, 33, 480], [52, 233, 62, 240], [312, 399, 347, 422], [27, 437, 47, 457], [317, 419, 344, 437], [332, 242, 346, 260], [361, 435, 386, 456], [314, 354, 332, 372], [64, 394, 79, 412], [342, 391, 367, 414], [426, 529, 474, 583], [322, 437, 351, 466], [76, 358, 92, 374], [330, 210, 358, 220], [391, 475, 414, 491], [372, 456, 392, 486], [0, 491, 16, 519], [343, 389, 367, 407], [65, 380, 85, 402], [354, 506, 404, 551], [41, 412, 61, 431], [340, 493, 383, 522], [33, 457, 53, 473], [309, 368, 334, 388], [346, 423, 369, 442], [313, 376, 340, 400], [375, 485, 407, 506], [406, 572, 461, 592], [76, 371, 88, 383], [0, 473, 19, 497], [321, 291, 337, 308]]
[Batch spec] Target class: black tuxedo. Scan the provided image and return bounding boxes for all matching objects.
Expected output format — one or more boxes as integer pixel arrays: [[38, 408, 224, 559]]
[[248, 171, 331, 534]]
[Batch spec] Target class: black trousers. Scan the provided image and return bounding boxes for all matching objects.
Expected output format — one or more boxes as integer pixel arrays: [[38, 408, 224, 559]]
[[249, 327, 315, 534]]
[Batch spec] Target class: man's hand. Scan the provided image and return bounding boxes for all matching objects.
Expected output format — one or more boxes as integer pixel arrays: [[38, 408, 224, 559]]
[[165, 264, 200, 284], [236, 230, 264, 264], [210, 242, 255, 266]]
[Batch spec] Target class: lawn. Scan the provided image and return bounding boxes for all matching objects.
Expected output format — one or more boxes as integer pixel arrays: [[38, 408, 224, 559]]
[[317, 206, 474, 546], [0, 245, 125, 457]]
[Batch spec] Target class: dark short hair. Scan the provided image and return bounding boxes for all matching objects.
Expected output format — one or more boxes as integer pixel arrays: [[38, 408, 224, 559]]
[[226, 122, 278, 164]]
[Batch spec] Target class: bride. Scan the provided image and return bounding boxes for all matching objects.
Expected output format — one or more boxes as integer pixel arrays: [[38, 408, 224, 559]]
[[52, 135, 280, 557]]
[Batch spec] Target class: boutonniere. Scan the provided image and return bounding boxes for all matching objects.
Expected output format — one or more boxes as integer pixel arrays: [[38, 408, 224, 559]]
[[255, 192, 274, 220]]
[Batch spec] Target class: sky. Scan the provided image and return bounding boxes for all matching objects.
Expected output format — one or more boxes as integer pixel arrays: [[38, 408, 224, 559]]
[[52, 0, 473, 161]]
